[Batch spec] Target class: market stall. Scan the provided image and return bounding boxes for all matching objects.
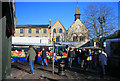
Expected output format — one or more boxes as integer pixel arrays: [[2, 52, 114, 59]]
[[11, 50, 27, 62], [37, 51, 68, 63], [11, 50, 68, 63]]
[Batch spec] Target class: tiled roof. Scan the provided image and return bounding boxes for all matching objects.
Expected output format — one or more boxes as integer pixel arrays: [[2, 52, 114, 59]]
[[108, 30, 120, 38], [16, 25, 49, 28], [92, 39, 99, 42]]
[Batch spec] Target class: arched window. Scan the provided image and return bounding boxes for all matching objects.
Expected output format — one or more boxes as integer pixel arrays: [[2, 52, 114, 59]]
[[59, 28, 62, 33], [53, 28, 56, 33], [79, 36, 85, 41], [73, 36, 78, 42]]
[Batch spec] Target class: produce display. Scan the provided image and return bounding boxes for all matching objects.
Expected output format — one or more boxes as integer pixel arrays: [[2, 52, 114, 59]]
[[11, 50, 26, 62], [11, 50, 68, 63], [11, 51, 26, 57], [37, 51, 68, 63]]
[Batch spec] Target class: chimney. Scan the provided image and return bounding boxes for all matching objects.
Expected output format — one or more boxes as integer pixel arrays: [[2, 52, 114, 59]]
[[49, 19, 51, 27]]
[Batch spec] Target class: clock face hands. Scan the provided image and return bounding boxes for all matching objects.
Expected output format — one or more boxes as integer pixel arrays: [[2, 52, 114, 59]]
[[76, 25, 80, 29]]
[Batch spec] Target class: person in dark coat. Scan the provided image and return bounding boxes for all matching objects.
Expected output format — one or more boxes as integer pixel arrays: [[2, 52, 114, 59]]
[[59, 48, 63, 58], [81, 49, 86, 68], [99, 50, 107, 78], [41, 48, 48, 66], [68, 47, 75, 68], [34, 47, 38, 63], [75, 48, 80, 64]]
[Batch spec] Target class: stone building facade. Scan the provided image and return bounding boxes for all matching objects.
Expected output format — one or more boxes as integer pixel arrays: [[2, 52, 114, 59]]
[[14, 19, 51, 38], [14, 4, 90, 44], [50, 4, 90, 43], [14, 24, 51, 37], [66, 19, 90, 42], [50, 20, 66, 42]]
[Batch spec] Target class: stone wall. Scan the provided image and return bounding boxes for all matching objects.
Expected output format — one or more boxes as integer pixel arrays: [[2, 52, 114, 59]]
[[50, 20, 66, 42], [14, 28, 49, 37], [67, 19, 90, 42]]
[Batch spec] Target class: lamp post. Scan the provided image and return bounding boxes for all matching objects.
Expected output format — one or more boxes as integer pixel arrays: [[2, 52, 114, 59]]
[[52, 32, 55, 75], [98, 16, 106, 48]]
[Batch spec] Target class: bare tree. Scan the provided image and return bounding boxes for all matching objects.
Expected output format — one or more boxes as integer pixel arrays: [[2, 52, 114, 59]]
[[82, 3, 118, 41]]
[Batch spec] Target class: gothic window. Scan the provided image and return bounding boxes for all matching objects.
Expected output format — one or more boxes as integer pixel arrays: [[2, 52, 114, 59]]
[[83, 36, 85, 41], [79, 36, 82, 41], [73, 36, 78, 42], [53, 28, 56, 33], [20, 29, 23, 34], [59, 28, 62, 33], [79, 36, 85, 41], [36, 29, 39, 34], [28, 29, 31, 33]]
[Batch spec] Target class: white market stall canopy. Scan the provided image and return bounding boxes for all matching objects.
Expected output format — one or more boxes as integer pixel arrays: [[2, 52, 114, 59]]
[[12, 43, 66, 47], [12, 37, 49, 44], [12, 42, 53, 46], [79, 46, 102, 50], [56, 42, 81, 45]]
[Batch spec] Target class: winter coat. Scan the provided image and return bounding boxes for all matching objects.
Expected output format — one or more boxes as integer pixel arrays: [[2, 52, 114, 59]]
[[99, 53, 107, 66], [89, 51, 92, 61], [81, 51, 86, 60], [27, 48, 36, 61], [41, 50, 47, 59], [93, 54, 98, 62], [75, 51, 80, 57], [68, 51, 75, 58]]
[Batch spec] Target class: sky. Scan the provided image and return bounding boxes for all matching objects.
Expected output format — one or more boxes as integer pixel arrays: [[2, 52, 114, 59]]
[[15, 2, 119, 30]]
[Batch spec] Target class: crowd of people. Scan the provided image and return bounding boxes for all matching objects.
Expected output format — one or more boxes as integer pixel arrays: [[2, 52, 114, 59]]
[[26, 45, 107, 78], [66, 46, 108, 78]]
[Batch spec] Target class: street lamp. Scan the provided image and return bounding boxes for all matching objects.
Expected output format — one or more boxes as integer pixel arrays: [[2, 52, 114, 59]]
[[52, 32, 56, 75], [98, 16, 106, 37], [98, 16, 106, 48]]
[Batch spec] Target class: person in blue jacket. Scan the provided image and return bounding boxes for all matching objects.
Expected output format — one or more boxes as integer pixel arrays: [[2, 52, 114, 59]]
[[99, 50, 107, 78]]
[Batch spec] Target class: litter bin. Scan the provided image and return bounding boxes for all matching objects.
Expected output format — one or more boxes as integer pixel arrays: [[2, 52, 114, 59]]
[[58, 58, 65, 75]]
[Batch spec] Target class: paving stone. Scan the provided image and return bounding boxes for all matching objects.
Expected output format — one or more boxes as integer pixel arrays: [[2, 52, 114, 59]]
[[4, 62, 120, 81]]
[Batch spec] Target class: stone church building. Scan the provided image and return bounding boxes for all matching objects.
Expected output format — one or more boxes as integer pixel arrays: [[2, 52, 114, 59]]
[[50, 4, 90, 44], [14, 4, 90, 46]]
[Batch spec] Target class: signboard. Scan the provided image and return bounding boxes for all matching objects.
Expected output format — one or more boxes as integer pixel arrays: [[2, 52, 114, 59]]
[[52, 37, 56, 41]]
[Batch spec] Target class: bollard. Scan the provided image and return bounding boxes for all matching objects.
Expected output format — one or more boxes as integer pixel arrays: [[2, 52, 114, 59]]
[[58, 58, 65, 75]]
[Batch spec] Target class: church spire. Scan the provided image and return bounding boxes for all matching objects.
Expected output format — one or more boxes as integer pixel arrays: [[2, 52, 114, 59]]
[[75, 4, 80, 14], [74, 3, 81, 21]]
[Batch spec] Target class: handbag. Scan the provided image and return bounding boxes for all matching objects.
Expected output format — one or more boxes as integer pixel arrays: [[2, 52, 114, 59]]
[[87, 57, 89, 61]]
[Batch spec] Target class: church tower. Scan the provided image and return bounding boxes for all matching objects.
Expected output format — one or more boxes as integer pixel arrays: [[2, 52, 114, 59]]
[[74, 4, 81, 21]]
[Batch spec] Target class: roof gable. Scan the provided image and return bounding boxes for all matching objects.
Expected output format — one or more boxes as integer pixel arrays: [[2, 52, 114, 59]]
[[67, 19, 88, 31], [51, 20, 66, 31]]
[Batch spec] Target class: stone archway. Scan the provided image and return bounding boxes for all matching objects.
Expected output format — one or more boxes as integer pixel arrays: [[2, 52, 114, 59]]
[[72, 33, 78, 42]]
